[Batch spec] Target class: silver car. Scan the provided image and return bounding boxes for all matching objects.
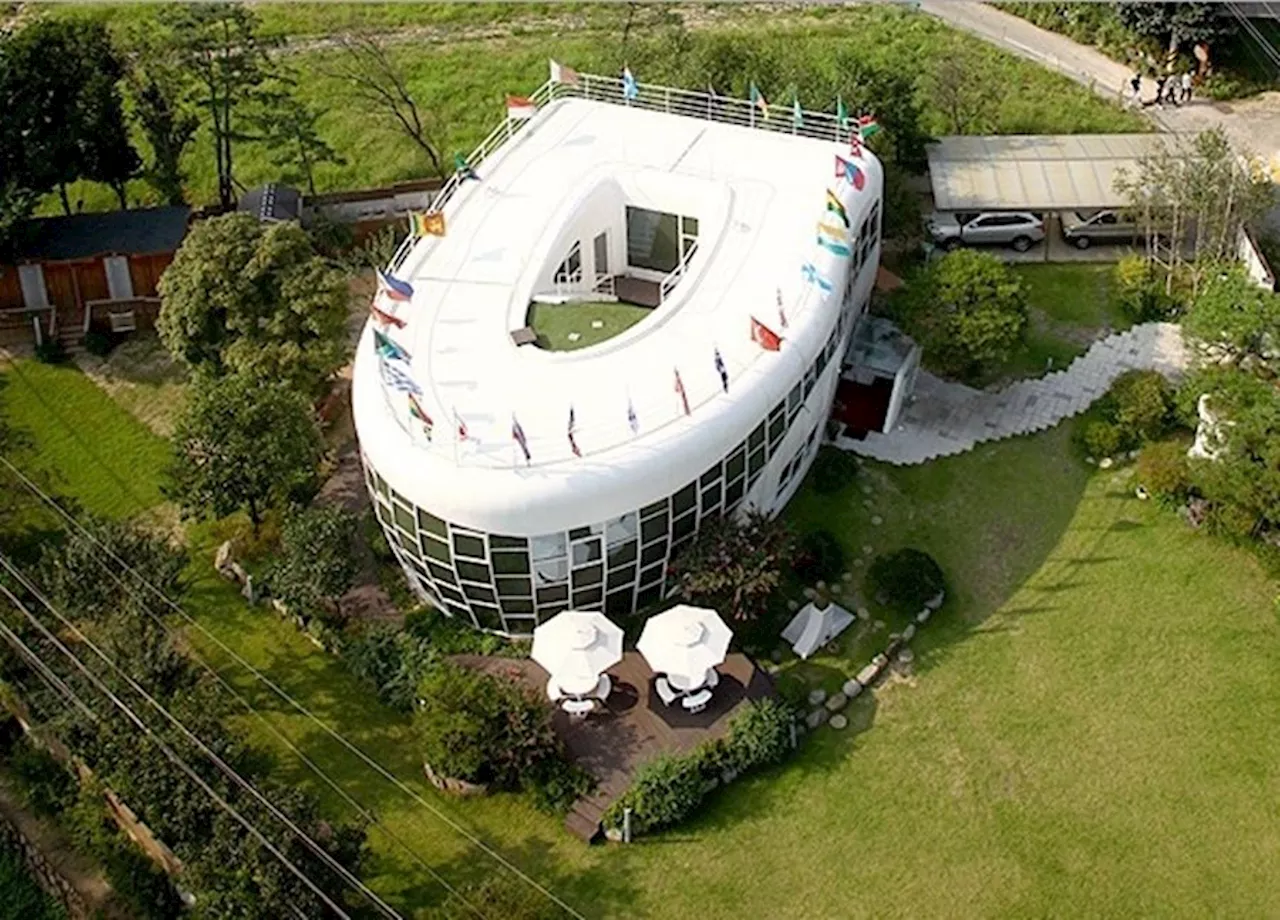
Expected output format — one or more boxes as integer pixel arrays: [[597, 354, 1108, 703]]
[[927, 211, 1046, 252], [1060, 209, 1144, 249]]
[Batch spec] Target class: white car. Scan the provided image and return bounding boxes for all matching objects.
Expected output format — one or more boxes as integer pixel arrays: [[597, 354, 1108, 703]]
[[927, 211, 1046, 252]]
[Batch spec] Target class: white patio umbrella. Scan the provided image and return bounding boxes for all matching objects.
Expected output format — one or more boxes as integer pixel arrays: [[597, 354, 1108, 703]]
[[530, 610, 623, 688], [637, 604, 732, 683]]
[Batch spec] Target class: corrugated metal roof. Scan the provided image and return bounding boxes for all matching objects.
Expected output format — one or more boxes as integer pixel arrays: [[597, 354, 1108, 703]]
[[926, 134, 1177, 212]]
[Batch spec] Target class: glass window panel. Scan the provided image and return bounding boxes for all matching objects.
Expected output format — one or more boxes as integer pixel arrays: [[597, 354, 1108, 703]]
[[426, 560, 456, 584], [701, 482, 721, 512], [471, 603, 502, 631], [452, 532, 485, 560], [640, 540, 667, 567], [397, 532, 419, 558], [443, 601, 473, 623], [375, 501, 392, 529], [572, 587, 603, 609], [534, 557, 568, 585], [393, 503, 415, 534], [749, 422, 765, 451], [607, 564, 636, 591], [538, 602, 569, 619], [626, 206, 680, 273], [572, 564, 603, 588], [536, 584, 569, 605], [489, 535, 527, 550], [788, 383, 803, 419], [462, 583, 497, 604], [607, 539, 637, 568], [671, 533, 694, 557], [571, 538, 602, 566], [606, 588, 634, 618], [531, 533, 566, 561], [373, 473, 389, 500], [748, 445, 766, 476], [672, 511, 696, 541], [700, 464, 721, 489], [437, 584, 466, 605], [495, 576, 532, 598], [672, 482, 697, 516], [725, 478, 745, 509], [491, 551, 530, 575], [416, 509, 447, 538], [768, 413, 786, 448], [422, 535, 451, 564], [605, 512, 638, 547], [501, 597, 535, 615], [640, 512, 669, 544], [681, 215, 699, 236], [639, 561, 665, 588], [455, 560, 490, 584], [641, 498, 668, 519], [636, 584, 662, 610], [569, 526, 592, 541], [407, 556, 428, 579]]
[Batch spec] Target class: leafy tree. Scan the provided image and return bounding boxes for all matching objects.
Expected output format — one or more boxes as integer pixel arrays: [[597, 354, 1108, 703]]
[[246, 88, 345, 196], [75, 49, 142, 209], [157, 212, 348, 393], [867, 548, 945, 615], [1117, 2, 1231, 55], [895, 249, 1028, 381], [123, 28, 201, 206], [923, 39, 1000, 135], [668, 510, 796, 622], [1183, 264, 1280, 373], [167, 372, 325, 531], [268, 506, 359, 618]]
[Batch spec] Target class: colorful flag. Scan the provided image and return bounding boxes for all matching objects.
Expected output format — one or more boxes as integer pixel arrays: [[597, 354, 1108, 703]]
[[802, 262, 833, 293], [454, 407, 470, 442], [507, 94, 537, 120], [454, 153, 479, 181], [857, 114, 881, 139], [408, 393, 433, 440], [824, 189, 850, 229], [714, 348, 728, 393], [750, 316, 783, 352], [622, 67, 638, 101], [836, 96, 849, 132], [567, 405, 581, 458], [380, 359, 422, 395], [411, 210, 445, 237], [627, 397, 639, 434], [817, 223, 852, 257], [792, 96, 803, 129], [550, 59, 580, 85], [374, 328, 412, 363], [673, 369, 691, 416], [750, 82, 769, 120], [512, 415, 531, 464], [777, 288, 788, 329], [835, 154, 866, 191], [370, 301, 406, 329], [848, 132, 863, 158], [376, 268, 414, 302]]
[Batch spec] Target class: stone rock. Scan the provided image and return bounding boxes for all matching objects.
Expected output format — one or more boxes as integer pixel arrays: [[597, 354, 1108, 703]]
[[853, 558, 865, 568], [591, 320, 605, 329], [862, 545, 874, 556], [1085, 456, 1096, 465], [861, 484, 872, 495], [241, 574, 256, 604], [857, 607, 871, 620], [842, 678, 862, 697], [770, 648, 784, 663], [842, 571, 854, 582], [856, 663, 881, 685], [871, 515, 883, 526], [1128, 449, 1140, 460], [214, 540, 235, 575], [825, 692, 848, 712], [902, 623, 916, 641], [1099, 457, 1114, 469], [897, 647, 915, 664], [925, 591, 945, 611], [875, 591, 889, 605], [816, 580, 827, 592], [1136, 485, 1150, 500], [862, 499, 873, 508], [803, 586, 817, 600], [605, 827, 624, 842], [807, 688, 827, 706], [873, 619, 885, 630], [567, 332, 581, 342], [806, 708, 829, 729], [916, 608, 931, 624], [228, 561, 249, 586], [872, 653, 889, 669], [787, 599, 799, 611], [829, 714, 848, 730]]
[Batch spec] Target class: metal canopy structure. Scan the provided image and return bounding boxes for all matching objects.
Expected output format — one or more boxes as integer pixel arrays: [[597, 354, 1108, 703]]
[[926, 134, 1180, 212]]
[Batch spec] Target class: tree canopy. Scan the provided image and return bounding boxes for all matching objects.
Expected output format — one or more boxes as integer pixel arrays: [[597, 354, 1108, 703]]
[[1117, 2, 1231, 54], [668, 511, 796, 622], [1183, 265, 1280, 374], [158, 212, 349, 393]]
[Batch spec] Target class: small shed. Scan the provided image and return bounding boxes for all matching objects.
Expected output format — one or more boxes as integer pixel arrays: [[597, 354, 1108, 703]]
[[238, 183, 303, 223], [0, 205, 191, 348], [781, 602, 856, 660]]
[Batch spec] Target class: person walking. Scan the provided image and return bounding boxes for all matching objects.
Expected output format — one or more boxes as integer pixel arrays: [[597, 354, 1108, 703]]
[[1154, 72, 1168, 108], [1128, 70, 1142, 109], [1181, 69, 1194, 104]]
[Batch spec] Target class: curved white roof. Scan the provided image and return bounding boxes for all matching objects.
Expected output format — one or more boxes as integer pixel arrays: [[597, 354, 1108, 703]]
[[353, 97, 882, 535]]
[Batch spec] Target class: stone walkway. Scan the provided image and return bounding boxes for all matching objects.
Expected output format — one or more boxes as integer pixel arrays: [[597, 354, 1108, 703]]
[[840, 322, 1188, 465]]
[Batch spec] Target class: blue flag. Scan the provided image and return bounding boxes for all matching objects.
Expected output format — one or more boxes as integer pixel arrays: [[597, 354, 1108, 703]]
[[622, 67, 638, 101], [802, 262, 832, 293], [374, 329, 411, 363], [380, 358, 422, 395]]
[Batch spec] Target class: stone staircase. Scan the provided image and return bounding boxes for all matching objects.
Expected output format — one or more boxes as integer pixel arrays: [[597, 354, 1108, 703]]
[[563, 774, 629, 843]]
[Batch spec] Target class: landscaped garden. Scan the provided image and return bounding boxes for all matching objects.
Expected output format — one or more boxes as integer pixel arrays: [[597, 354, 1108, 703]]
[[527, 302, 653, 352]]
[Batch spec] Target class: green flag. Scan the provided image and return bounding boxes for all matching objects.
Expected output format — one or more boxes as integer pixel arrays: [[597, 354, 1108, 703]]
[[836, 96, 849, 132], [749, 81, 769, 120], [792, 97, 803, 129]]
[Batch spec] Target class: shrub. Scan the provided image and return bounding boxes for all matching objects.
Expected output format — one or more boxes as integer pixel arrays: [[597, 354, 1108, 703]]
[[268, 506, 360, 619], [6, 737, 76, 817], [1077, 419, 1124, 459], [522, 755, 595, 815], [670, 511, 796, 622], [1137, 439, 1192, 500], [810, 447, 859, 494], [795, 529, 846, 584], [722, 698, 793, 774], [1109, 369, 1175, 442], [1113, 255, 1177, 323], [82, 328, 117, 357], [33, 339, 67, 364], [867, 548, 945, 615], [604, 752, 705, 835], [430, 874, 566, 920]]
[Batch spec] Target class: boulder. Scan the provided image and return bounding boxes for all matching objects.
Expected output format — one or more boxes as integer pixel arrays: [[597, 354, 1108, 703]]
[[423, 761, 488, 797], [807, 688, 827, 706], [829, 714, 848, 730], [902, 623, 916, 642], [805, 708, 829, 729], [925, 591, 945, 611], [214, 540, 235, 575], [872, 653, 889, 669], [897, 648, 915, 665], [856, 662, 881, 685], [842, 678, 863, 698], [916, 608, 932, 624], [824, 692, 848, 712], [605, 827, 624, 843]]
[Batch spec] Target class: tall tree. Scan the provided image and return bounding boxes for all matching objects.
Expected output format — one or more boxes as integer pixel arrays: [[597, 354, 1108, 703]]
[[76, 58, 143, 210], [123, 27, 201, 206], [245, 87, 344, 196], [1118, 2, 1231, 56], [924, 40, 1000, 135], [160, 2, 279, 209], [321, 33, 445, 178]]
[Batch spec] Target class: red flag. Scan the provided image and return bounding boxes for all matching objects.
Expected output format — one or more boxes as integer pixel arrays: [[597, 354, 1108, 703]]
[[370, 302, 406, 329], [750, 316, 782, 352], [512, 415, 531, 463], [674, 369, 691, 416], [848, 132, 863, 158], [776, 288, 788, 329], [454, 407, 470, 441]]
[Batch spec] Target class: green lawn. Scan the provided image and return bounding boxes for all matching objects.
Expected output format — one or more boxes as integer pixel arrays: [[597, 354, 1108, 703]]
[[527, 302, 653, 352]]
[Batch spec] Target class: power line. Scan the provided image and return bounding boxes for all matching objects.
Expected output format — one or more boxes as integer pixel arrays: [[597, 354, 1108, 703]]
[[0, 455, 578, 919], [0, 617, 99, 724], [0, 577, 354, 920]]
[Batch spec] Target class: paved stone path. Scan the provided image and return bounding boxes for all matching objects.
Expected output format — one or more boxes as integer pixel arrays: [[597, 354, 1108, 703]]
[[840, 322, 1189, 465]]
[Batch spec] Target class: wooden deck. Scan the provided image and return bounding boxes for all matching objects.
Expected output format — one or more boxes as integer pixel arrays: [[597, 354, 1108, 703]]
[[453, 652, 775, 842]]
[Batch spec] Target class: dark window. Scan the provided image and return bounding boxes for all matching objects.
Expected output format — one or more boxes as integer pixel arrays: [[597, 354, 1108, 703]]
[[406, 555, 428, 578], [426, 561, 456, 584], [443, 601, 472, 622], [452, 532, 485, 560], [490, 535, 527, 550], [700, 464, 721, 489], [538, 602, 569, 619], [571, 564, 603, 588], [749, 422, 765, 452], [636, 584, 662, 610], [641, 540, 668, 567], [501, 597, 534, 615], [639, 561, 665, 588], [422, 535, 451, 564], [397, 532, 419, 559], [417, 509, 447, 538], [455, 560, 490, 584], [681, 215, 699, 236], [571, 538, 602, 566], [569, 525, 593, 541], [768, 413, 786, 451], [471, 603, 502, 631], [607, 539, 637, 568], [726, 446, 746, 482], [701, 483, 722, 515], [606, 588, 634, 617], [491, 551, 530, 575], [462, 583, 497, 604], [495, 576, 532, 598], [672, 511, 696, 541], [375, 502, 392, 529], [803, 363, 817, 399], [373, 473, 389, 500], [641, 498, 668, 519], [437, 584, 466, 605], [672, 482, 697, 517], [748, 445, 766, 477], [536, 584, 569, 605], [725, 477, 745, 509], [572, 586, 603, 609], [787, 383, 803, 420], [607, 564, 636, 590], [626, 206, 680, 273], [640, 512, 669, 544], [393, 503, 415, 534]]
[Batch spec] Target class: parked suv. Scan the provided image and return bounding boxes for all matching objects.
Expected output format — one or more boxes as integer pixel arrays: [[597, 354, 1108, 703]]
[[926, 211, 1045, 252], [1060, 209, 1145, 249]]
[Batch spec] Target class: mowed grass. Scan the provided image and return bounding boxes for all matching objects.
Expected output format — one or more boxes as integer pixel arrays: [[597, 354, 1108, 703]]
[[528, 302, 653, 351]]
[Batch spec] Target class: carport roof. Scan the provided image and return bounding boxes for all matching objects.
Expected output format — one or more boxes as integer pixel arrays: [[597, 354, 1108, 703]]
[[926, 134, 1176, 212]]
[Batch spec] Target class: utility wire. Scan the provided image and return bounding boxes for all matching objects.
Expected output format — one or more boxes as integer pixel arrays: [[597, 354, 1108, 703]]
[[0, 455, 572, 918], [0, 575, 354, 920], [0, 616, 99, 724]]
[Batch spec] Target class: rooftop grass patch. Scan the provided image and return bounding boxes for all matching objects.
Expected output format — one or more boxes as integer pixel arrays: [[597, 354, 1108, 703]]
[[527, 301, 652, 351]]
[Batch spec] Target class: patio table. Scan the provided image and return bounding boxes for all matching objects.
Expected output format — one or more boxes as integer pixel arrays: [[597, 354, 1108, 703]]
[[555, 672, 600, 698]]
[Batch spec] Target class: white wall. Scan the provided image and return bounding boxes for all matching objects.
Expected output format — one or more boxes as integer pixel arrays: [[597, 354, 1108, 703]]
[[1238, 226, 1276, 291], [533, 177, 628, 293]]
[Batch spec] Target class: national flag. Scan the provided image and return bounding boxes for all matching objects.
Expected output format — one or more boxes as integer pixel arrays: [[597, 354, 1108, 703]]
[[848, 131, 863, 158], [792, 97, 803, 129], [825, 189, 850, 228], [550, 59, 580, 85], [777, 288, 788, 329], [377, 268, 414, 302], [713, 348, 728, 393], [567, 405, 581, 458], [411, 210, 445, 237], [802, 262, 833, 293], [835, 154, 866, 191], [507, 94, 537, 120], [857, 114, 881, 139], [674, 369, 691, 416], [454, 407, 470, 442], [370, 301, 406, 330], [750, 82, 769, 120], [816, 222, 852, 258], [627, 398, 639, 434], [454, 153, 479, 181], [512, 415, 531, 464], [408, 393, 433, 440], [380, 359, 422, 395], [374, 328, 412, 363], [836, 96, 849, 132], [750, 316, 783, 352], [622, 67, 638, 101]]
